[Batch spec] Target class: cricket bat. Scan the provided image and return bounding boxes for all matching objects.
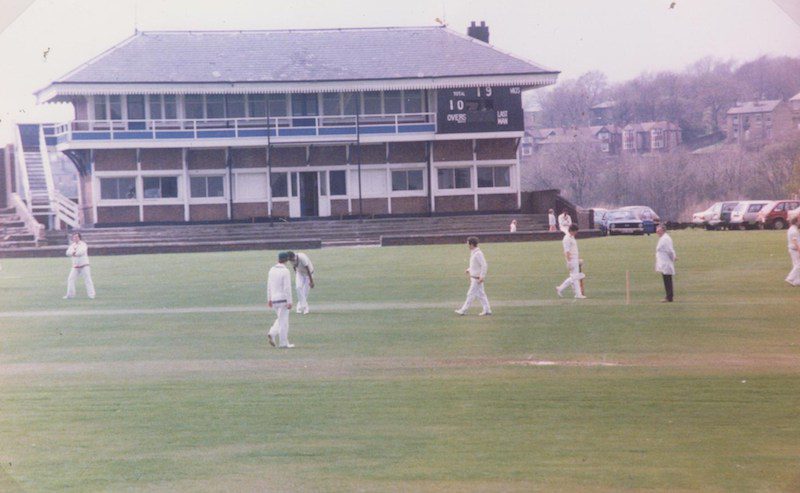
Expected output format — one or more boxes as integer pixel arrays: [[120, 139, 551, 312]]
[[579, 259, 585, 296]]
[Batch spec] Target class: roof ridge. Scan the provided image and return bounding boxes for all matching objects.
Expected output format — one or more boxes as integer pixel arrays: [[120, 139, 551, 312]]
[[138, 25, 444, 35]]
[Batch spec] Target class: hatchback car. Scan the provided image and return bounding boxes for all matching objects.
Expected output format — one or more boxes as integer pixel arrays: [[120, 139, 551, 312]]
[[758, 200, 800, 229], [729, 200, 770, 230], [606, 210, 644, 235], [693, 203, 721, 227]]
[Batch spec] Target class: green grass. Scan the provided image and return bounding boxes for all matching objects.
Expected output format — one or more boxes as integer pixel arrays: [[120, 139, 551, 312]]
[[1, 230, 799, 492]]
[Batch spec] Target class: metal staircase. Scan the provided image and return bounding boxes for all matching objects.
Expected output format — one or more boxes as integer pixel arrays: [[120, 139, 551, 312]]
[[14, 124, 81, 231]]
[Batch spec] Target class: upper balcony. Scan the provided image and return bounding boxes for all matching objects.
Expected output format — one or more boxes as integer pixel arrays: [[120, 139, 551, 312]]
[[44, 113, 437, 150]]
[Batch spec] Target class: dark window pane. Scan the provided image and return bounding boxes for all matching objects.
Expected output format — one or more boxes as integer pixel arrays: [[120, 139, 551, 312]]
[[207, 176, 224, 197], [149, 95, 162, 120], [127, 95, 145, 119], [404, 90, 423, 113], [438, 168, 453, 189], [291, 94, 318, 116], [94, 97, 107, 120], [363, 92, 381, 114], [384, 91, 401, 113], [268, 94, 287, 116], [185, 94, 204, 119], [408, 170, 424, 190], [206, 95, 225, 119], [477, 167, 494, 187], [329, 170, 346, 195], [143, 177, 178, 198], [161, 177, 178, 198], [109, 95, 122, 120], [190, 177, 206, 198], [101, 177, 135, 199], [226, 95, 246, 118], [248, 94, 267, 118], [291, 172, 298, 196], [100, 179, 116, 199], [163, 95, 177, 119], [342, 93, 358, 115], [143, 177, 160, 198], [455, 168, 471, 188], [322, 93, 340, 115], [495, 167, 510, 187], [121, 178, 136, 198], [392, 171, 408, 191], [319, 171, 327, 196], [270, 173, 288, 198]]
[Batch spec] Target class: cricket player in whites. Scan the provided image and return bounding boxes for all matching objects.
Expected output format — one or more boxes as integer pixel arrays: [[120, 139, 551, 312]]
[[287, 251, 314, 314], [64, 233, 95, 299], [267, 252, 294, 348], [786, 215, 800, 287], [455, 236, 492, 316], [556, 224, 586, 299]]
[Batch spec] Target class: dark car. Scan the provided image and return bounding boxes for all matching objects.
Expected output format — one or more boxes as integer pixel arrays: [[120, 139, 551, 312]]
[[606, 210, 644, 235]]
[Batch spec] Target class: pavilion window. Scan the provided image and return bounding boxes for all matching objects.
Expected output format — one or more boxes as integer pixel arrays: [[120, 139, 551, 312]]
[[93, 97, 107, 120], [148, 96, 162, 120], [143, 176, 179, 199], [248, 94, 267, 118], [329, 170, 347, 195], [342, 93, 358, 115], [163, 95, 177, 119], [185, 95, 204, 119], [291, 94, 318, 116], [384, 91, 402, 114], [225, 95, 246, 119], [362, 92, 382, 114], [126, 95, 145, 120], [206, 95, 225, 119], [270, 173, 288, 198], [109, 95, 122, 120], [322, 93, 341, 116], [268, 94, 287, 117], [403, 90, 423, 113]]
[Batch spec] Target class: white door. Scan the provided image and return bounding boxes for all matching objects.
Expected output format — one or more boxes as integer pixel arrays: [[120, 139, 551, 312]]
[[318, 170, 331, 217], [289, 172, 301, 217]]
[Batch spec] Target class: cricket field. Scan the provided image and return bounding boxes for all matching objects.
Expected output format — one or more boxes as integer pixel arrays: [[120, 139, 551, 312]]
[[1, 230, 798, 492]]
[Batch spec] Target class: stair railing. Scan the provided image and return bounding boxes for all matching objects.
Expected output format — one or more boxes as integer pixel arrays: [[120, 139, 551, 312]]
[[51, 189, 81, 229], [13, 126, 32, 206], [38, 126, 57, 199], [10, 192, 44, 244]]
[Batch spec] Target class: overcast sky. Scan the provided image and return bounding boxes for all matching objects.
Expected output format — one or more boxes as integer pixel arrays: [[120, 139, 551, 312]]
[[1, 0, 799, 144]]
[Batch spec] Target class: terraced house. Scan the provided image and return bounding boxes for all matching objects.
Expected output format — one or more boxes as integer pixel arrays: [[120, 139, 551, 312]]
[[17, 23, 558, 227]]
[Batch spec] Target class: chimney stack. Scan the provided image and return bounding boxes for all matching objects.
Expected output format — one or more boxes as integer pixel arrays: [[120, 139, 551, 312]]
[[467, 21, 489, 43]]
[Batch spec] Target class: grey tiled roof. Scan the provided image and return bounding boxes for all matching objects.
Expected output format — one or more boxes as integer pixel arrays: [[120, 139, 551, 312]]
[[57, 27, 556, 84], [726, 100, 783, 115]]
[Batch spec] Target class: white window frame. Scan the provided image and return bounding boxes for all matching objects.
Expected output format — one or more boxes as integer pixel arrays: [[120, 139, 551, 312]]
[[187, 170, 228, 204], [434, 165, 473, 195], [97, 174, 139, 204], [476, 165, 513, 191], [388, 164, 427, 197], [140, 172, 183, 204]]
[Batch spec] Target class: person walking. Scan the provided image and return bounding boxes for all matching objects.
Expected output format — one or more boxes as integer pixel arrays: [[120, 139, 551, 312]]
[[655, 225, 677, 302], [556, 224, 586, 299], [785, 216, 800, 287], [64, 233, 95, 300], [548, 209, 557, 232], [287, 251, 314, 314], [455, 236, 492, 316], [558, 210, 572, 234], [267, 252, 294, 348]]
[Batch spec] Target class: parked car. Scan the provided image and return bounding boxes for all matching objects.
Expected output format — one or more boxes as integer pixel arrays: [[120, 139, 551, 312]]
[[693, 203, 721, 227], [717, 201, 740, 229], [692, 201, 738, 230], [729, 200, 770, 230], [618, 205, 660, 234], [758, 200, 800, 229], [606, 209, 645, 235], [592, 208, 609, 235]]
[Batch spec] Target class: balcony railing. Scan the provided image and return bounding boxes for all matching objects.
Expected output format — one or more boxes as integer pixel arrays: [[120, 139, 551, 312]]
[[44, 113, 437, 145]]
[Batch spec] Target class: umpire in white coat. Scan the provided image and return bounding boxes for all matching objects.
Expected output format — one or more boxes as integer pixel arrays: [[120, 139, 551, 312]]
[[455, 236, 492, 316], [267, 252, 294, 348], [655, 225, 677, 302]]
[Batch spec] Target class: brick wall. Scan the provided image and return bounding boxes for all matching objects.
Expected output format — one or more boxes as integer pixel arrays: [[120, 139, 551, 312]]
[[391, 196, 428, 214], [476, 138, 517, 160], [351, 198, 389, 215], [189, 204, 228, 221], [477, 193, 517, 211], [270, 146, 305, 166], [188, 149, 225, 170], [232, 202, 269, 220], [330, 199, 349, 216], [94, 149, 136, 171], [231, 147, 266, 168], [309, 145, 347, 166], [96, 206, 138, 223], [434, 140, 472, 161], [388, 142, 426, 163], [271, 202, 289, 217], [142, 205, 184, 222], [435, 195, 474, 212], [140, 149, 181, 170], [355, 144, 386, 164]]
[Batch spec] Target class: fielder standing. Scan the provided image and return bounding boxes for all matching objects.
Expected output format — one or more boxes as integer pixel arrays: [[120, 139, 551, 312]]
[[64, 233, 95, 300], [786, 216, 800, 287], [455, 236, 492, 316], [556, 224, 586, 299], [548, 209, 557, 232], [558, 210, 573, 234], [655, 225, 677, 302], [267, 252, 294, 348], [287, 251, 314, 314]]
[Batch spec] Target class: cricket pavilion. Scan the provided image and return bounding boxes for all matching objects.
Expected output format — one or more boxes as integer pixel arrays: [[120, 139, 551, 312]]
[[24, 22, 558, 228]]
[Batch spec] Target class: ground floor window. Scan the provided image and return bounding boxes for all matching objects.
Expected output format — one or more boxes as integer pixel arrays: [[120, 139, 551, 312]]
[[190, 176, 224, 198], [270, 173, 288, 198], [143, 176, 179, 199], [329, 170, 347, 196], [100, 177, 136, 200], [437, 167, 471, 189], [391, 169, 424, 191], [477, 166, 510, 188]]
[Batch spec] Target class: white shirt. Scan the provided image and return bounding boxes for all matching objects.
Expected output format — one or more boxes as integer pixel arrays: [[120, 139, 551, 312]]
[[655, 233, 676, 275], [468, 248, 488, 278], [66, 241, 89, 267], [548, 213, 556, 226], [562, 234, 579, 261], [293, 252, 314, 276], [510, 222, 517, 233], [267, 263, 293, 303], [558, 213, 572, 230], [788, 225, 799, 251]]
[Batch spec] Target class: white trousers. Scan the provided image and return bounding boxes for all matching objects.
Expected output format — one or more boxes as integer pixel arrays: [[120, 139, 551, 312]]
[[558, 260, 585, 297], [787, 249, 800, 286], [295, 272, 311, 310], [268, 302, 291, 347], [66, 266, 95, 298], [460, 277, 491, 313]]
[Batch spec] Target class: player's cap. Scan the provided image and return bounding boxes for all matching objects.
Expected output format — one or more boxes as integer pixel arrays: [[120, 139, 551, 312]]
[[278, 251, 290, 262]]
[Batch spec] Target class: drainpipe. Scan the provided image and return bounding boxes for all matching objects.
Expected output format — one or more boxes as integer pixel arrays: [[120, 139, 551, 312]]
[[356, 112, 363, 218], [226, 147, 233, 220]]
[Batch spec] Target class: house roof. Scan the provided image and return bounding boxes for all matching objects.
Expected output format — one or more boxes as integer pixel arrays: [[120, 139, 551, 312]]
[[623, 121, 680, 132], [37, 27, 558, 101], [790, 91, 800, 102], [726, 100, 783, 115]]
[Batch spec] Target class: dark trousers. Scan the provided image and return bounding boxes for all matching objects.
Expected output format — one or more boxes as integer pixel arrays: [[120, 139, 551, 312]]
[[662, 274, 674, 302]]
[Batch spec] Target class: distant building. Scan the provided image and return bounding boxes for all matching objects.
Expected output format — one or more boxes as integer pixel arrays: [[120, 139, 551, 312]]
[[621, 121, 682, 153], [726, 100, 795, 146], [589, 101, 616, 125], [790, 92, 800, 130], [518, 124, 622, 155]]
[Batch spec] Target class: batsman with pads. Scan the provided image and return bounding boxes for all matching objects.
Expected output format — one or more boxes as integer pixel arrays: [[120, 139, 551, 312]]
[[556, 224, 586, 299]]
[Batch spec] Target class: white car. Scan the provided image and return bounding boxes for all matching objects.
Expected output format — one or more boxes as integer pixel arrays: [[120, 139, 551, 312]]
[[729, 200, 770, 230], [692, 202, 721, 229]]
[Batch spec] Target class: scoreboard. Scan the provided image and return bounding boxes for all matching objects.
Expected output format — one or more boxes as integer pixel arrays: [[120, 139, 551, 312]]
[[436, 86, 524, 134]]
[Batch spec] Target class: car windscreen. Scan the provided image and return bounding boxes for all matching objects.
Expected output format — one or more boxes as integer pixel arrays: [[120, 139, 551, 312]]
[[747, 204, 765, 213], [609, 212, 637, 221]]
